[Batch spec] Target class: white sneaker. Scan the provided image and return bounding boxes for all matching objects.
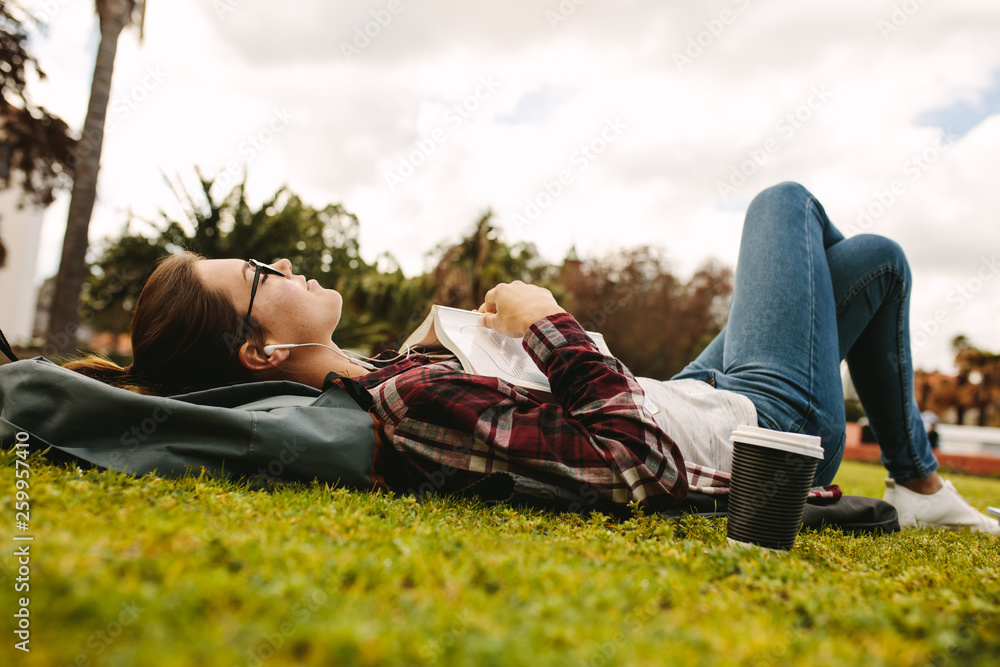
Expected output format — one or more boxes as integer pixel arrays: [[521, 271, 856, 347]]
[[883, 478, 1000, 535]]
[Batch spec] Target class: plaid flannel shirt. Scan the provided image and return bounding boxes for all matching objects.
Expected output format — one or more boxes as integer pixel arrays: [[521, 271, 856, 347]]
[[353, 312, 688, 511], [352, 312, 841, 509]]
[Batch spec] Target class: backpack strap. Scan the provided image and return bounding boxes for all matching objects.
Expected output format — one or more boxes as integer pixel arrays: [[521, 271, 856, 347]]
[[0, 327, 18, 363]]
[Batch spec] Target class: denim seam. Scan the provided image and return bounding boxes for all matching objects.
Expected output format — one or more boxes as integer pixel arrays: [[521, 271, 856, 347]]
[[834, 263, 934, 481], [833, 265, 900, 317], [895, 270, 936, 481], [805, 197, 818, 432], [813, 430, 846, 485]]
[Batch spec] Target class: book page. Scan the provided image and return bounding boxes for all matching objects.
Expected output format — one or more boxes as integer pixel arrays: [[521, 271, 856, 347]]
[[400, 310, 436, 350], [462, 327, 550, 390], [430, 306, 551, 392], [426, 305, 654, 412], [432, 306, 481, 362], [490, 330, 548, 382], [587, 331, 612, 356]]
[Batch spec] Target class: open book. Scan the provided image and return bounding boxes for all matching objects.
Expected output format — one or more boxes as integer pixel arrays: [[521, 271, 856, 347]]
[[401, 305, 658, 413]]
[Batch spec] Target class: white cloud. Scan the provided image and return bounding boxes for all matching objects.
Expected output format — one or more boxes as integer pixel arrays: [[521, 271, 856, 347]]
[[20, 0, 1000, 373]]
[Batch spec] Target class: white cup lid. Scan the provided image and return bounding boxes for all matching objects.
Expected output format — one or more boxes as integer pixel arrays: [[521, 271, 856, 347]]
[[730, 425, 824, 459]]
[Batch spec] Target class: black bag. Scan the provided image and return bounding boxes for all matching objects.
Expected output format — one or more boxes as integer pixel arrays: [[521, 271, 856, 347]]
[[801, 495, 900, 535], [659, 490, 901, 535]]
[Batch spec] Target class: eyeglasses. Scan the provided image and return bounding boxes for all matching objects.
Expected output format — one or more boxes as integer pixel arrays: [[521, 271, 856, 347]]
[[235, 259, 285, 350]]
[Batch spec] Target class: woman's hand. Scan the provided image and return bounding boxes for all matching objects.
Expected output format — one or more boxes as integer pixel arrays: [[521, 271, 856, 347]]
[[477, 281, 566, 338]]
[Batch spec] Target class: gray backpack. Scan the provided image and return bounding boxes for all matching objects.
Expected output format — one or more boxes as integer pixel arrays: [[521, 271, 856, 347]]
[[0, 357, 380, 488]]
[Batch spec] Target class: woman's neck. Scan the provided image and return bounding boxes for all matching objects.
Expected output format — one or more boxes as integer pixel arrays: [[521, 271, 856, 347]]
[[271, 344, 371, 388]]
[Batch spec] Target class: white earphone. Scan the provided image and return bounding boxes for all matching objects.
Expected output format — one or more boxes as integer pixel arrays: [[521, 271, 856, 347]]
[[262, 342, 416, 370], [263, 343, 327, 356]]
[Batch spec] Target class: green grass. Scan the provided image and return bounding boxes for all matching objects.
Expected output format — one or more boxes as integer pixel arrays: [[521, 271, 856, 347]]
[[2, 451, 999, 667]]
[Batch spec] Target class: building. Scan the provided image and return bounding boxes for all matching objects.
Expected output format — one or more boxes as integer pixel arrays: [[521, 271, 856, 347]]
[[0, 172, 46, 347]]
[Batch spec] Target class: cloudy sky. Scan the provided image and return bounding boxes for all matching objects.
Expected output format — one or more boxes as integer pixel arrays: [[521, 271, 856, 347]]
[[22, 0, 1000, 372]]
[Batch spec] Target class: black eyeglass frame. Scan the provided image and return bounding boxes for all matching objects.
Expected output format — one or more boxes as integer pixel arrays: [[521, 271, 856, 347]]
[[235, 259, 285, 350]]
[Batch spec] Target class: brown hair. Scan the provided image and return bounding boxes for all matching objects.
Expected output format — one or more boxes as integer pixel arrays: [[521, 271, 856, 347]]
[[64, 252, 264, 395]]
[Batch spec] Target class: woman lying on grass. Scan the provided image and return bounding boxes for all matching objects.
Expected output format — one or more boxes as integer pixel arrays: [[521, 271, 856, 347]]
[[68, 182, 998, 534]]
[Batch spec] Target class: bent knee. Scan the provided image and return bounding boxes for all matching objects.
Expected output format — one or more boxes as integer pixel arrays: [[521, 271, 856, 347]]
[[750, 181, 814, 208], [852, 234, 911, 281]]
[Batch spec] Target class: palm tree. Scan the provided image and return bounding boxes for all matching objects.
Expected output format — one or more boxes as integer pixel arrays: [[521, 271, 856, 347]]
[[429, 210, 548, 310], [46, 0, 145, 356]]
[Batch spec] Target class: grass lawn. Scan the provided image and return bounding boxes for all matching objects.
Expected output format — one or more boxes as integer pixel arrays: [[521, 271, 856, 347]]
[[2, 450, 999, 667]]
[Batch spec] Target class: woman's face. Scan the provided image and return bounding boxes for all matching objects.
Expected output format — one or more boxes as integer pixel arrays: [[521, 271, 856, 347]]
[[194, 258, 344, 345]]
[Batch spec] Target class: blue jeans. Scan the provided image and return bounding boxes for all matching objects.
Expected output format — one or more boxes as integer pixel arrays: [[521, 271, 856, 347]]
[[672, 182, 938, 485]]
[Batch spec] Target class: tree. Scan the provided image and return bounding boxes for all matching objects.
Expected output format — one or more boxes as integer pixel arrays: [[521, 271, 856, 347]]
[[46, 0, 144, 356], [426, 209, 552, 311], [84, 168, 419, 352], [0, 0, 76, 258], [559, 246, 732, 380], [951, 336, 1000, 427], [85, 176, 735, 371]]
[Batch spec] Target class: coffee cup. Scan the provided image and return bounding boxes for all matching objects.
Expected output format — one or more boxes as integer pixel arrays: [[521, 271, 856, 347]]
[[726, 425, 824, 551]]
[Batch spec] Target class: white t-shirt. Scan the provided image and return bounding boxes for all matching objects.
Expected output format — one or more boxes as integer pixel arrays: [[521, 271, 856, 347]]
[[636, 377, 757, 474]]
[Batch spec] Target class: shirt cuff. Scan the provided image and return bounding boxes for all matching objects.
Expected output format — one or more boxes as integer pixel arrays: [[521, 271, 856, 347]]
[[523, 312, 594, 368]]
